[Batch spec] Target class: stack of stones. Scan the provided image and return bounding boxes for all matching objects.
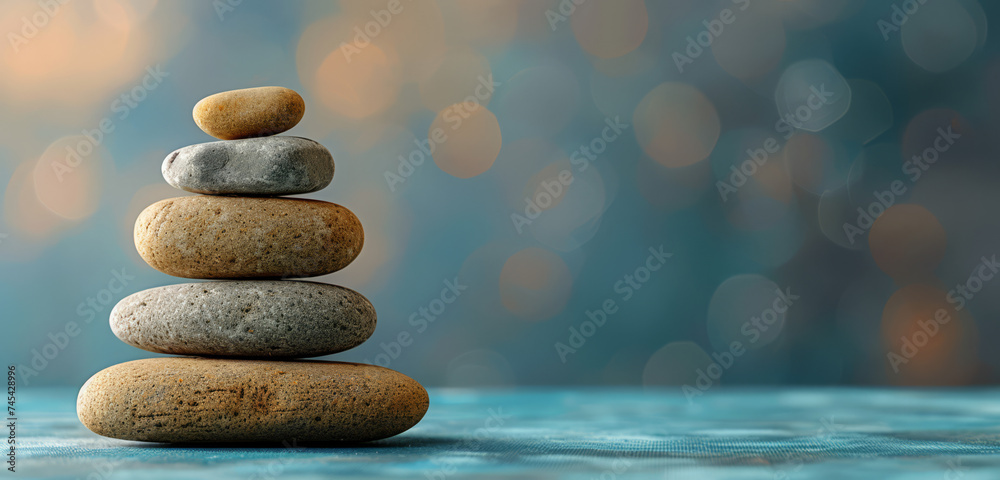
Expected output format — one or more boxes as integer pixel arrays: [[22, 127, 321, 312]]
[[77, 86, 428, 443]]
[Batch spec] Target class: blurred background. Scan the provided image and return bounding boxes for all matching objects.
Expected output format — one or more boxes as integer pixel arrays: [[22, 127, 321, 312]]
[[1, 0, 998, 388]]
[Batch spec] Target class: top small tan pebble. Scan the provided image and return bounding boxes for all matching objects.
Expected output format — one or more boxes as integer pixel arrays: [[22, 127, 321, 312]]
[[193, 86, 305, 140]]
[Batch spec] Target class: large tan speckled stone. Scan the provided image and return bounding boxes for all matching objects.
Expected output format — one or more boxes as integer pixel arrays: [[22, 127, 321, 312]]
[[193, 86, 305, 140], [77, 358, 429, 443], [134, 196, 363, 279]]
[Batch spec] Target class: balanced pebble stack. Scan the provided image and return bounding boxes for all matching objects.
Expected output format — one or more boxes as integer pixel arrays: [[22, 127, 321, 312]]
[[77, 86, 428, 443]]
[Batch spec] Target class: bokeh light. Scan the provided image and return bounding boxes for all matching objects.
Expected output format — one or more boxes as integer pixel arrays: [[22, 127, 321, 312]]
[[724, 172, 795, 232], [817, 186, 867, 251], [733, 213, 807, 268], [707, 274, 787, 351], [4, 161, 63, 240], [317, 188, 409, 292], [634, 83, 720, 168], [522, 163, 607, 252], [31, 136, 103, 221], [419, 47, 494, 113], [828, 79, 893, 146], [430, 103, 502, 178], [0, 0, 183, 118], [437, 0, 519, 49], [782, 133, 850, 194], [495, 138, 568, 202], [881, 284, 977, 385], [93, 0, 159, 31], [642, 341, 714, 388], [901, 0, 984, 73], [571, 0, 648, 59], [315, 44, 402, 119], [869, 204, 947, 283], [524, 162, 573, 212], [846, 143, 906, 206], [711, 128, 794, 206], [335, 0, 447, 81], [711, 1, 786, 81], [774, 59, 851, 133], [589, 47, 669, 119], [499, 247, 573, 321], [901, 109, 971, 164]]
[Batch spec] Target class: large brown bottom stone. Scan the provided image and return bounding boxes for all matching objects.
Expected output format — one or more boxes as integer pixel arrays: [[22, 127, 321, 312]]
[[77, 358, 428, 443]]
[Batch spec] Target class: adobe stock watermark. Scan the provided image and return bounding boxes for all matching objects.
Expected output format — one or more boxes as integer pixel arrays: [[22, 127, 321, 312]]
[[50, 65, 169, 182], [424, 407, 512, 480], [877, 0, 930, 41], [544, 0, 586, 31], [887, 255, 999, 373], [775, 416, 843, 479], [842, 123, 960, 244], [593, 456, 633, 480], [339, 0, 411, 63], [78, 438, 126, 480], [716, 83, 840, 201], [7, 0, 70, 54], [384, 74, 501, 192], [213, 0, 243, 21], [682, 287, 799, 403], [945, 458, 967, 480], [672, 0, 751, 73], [18, 268, 134, 385], [510, 116, 629, 234], [247, 439, 306, 480], [555, 245, 672, 363], [362, 277, 467, 368]]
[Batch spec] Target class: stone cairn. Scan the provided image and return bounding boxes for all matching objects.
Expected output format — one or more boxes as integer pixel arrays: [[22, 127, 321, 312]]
[[77, 87, 428, 443]]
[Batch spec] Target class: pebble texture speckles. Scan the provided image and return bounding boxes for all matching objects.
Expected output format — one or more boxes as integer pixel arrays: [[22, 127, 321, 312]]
[[76, 357, 429, 443], [134, 196, 363, 279], [162, 137, 334, 196], [193, 86, 305, 140], [110, 281, 376, 358]]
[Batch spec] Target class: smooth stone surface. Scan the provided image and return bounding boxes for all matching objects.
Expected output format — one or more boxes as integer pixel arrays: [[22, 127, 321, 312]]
[[135, 196, 363, 279], [193, 86, 305, 140], [77, 358, 429, 443], [163, 137, 334, 196], [111, 281, 375, 358]]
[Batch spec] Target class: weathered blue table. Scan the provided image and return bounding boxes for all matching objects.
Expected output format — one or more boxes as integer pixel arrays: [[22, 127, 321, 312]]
[[16, 387, 1000, 479]]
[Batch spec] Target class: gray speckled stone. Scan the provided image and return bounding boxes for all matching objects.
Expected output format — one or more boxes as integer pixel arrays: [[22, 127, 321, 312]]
[[162, 136, 334, 196], [110, 281, 375, 358]]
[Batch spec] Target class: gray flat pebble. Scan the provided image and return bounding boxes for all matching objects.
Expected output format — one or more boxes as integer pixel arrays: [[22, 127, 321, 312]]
[[162, 136, 334, 196], [110, 281, 375, 358]]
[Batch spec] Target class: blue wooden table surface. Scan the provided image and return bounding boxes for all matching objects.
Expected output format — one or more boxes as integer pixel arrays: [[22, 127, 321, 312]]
[[14, 387, 1000, 479]]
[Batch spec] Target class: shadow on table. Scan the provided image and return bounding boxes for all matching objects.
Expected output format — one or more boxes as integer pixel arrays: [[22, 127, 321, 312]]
[[134, 436, 468, 450], [120, 431, 1000, 469]]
